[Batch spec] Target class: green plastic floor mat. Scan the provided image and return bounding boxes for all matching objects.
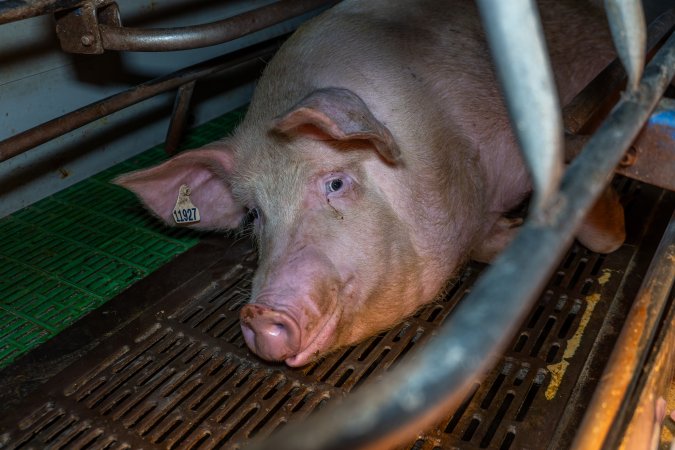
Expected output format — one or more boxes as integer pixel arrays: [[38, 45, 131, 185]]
[[0, 108, 246, 369]]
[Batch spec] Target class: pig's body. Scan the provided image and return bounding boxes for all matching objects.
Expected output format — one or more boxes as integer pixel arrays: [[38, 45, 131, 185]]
[[116, 0, 621, 366]]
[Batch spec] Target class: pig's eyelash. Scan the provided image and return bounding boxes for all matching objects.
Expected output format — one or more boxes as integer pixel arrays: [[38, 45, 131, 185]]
[[240, 206, 261, 236]]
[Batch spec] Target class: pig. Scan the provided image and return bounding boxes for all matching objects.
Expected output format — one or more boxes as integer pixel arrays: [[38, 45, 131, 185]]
[[114, 0, 625, 366]]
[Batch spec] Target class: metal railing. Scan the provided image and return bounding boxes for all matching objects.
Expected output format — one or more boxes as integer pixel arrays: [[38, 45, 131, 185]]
[[1, 1, 674, 449], [0, 1, 337, 53], [0, 0, 338, 160]]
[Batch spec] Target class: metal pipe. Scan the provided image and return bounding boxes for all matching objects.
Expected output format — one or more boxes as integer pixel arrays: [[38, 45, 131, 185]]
[[0, 40, 280, 163], [243, 30, 675, 450], [99, 0, 338, 52], [604, 0, 647, 91], [165, 80, 196, 155], [475, 0, 563, 213], [571, 207, 675, 450]]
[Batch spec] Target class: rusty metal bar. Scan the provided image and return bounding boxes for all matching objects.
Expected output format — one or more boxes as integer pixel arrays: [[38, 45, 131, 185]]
[[564, 98, 675, 192], [99, 0, 338, 52], [0, 39, 280, 163], [165, 80, 196, 155], [244, 29, 675, 450], [476, 0, 563, 213], [615, 98, 675, 191], [571, 208, 675, 450], [618, 295, 675, 450]]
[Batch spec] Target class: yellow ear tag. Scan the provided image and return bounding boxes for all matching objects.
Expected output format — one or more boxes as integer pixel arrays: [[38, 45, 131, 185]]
[[172, 184, 201, 225]]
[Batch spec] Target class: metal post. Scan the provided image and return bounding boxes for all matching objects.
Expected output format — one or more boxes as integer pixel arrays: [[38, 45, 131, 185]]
[[165, 81, 196, 155], [475, 0, 564, 213], [604, 0, 647, 91]]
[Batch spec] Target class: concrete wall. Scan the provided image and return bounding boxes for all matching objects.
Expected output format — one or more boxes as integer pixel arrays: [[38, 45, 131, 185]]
[[0, 0, 324, 217]]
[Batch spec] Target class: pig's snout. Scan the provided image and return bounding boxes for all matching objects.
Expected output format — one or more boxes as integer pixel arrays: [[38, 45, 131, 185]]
[[240, 304, 301, 362]]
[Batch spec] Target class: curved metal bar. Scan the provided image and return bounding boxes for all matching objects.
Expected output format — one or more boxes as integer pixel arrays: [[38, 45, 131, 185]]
[[475, 0, 564, 213], [604, 0, 647, 91], [0, 40, 280, 162], [99, 0, 337, 52], [243, 30, 675, 450]]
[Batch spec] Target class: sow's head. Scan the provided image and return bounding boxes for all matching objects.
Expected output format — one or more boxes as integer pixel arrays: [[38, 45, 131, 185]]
[[114, 88, 457, 367]]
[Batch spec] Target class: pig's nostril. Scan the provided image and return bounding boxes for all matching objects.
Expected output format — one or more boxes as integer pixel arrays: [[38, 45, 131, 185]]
[[240, 304, 300, 362]]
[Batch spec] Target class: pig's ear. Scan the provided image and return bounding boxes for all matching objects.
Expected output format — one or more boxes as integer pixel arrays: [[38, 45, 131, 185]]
[[113, 147, 246, 230], [271, 87, 401, 164]]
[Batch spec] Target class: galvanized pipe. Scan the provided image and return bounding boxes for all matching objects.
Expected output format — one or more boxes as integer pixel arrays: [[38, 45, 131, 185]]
[[99, 0, 338, 52], [604, 0, 647, 91], [244, 29, 675, 450], [571, 207, 675, 450], [0, 40, 279, 163], [475, 0, 564, 213]]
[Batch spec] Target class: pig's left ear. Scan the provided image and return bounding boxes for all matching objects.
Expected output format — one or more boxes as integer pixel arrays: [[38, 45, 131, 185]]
[[113, 146, 246, 230], [271, 87, 401, 164]]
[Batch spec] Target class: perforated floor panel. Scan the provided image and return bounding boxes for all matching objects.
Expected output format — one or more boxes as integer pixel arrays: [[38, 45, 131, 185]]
[[0, 178, 672, 449], [0, 108, 246, 369]]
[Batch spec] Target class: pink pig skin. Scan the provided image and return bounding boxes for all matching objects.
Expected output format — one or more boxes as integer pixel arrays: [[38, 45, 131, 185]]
[[114, 0, 624, 366]]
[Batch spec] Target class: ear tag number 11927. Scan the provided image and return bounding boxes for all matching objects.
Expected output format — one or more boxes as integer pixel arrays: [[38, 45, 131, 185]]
[[172, 184, 201, 225]]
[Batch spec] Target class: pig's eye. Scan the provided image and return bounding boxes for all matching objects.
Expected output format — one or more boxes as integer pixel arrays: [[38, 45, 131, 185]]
[[325, 178, 344, 193]]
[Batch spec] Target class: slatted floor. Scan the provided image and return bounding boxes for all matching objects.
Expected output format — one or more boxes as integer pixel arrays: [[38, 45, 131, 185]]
[[0, 108, 246, 369], [0, 172, 672, 449]]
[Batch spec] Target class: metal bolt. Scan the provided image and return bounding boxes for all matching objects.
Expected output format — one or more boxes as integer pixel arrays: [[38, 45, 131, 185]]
[[81, 34, 95, 47], [619, 146, 638, 167]]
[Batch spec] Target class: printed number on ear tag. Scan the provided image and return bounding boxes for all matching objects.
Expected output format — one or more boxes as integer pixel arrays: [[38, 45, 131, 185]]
[[172, 184, 201, 225]]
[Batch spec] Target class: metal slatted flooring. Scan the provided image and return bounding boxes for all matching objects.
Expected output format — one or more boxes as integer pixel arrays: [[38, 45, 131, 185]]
[[0, 178, 672, 449]]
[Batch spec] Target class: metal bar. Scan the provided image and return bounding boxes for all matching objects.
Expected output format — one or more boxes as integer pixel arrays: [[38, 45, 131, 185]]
[[165, 80, 196, 155], [475, 0, 563, 213], [564, 98, 675, 191], [99, 0, 338, 52], [617, 291, 675, 449], [571, 208, 675, 450], [244, 29, 675, 450], [0, 39, 280, 163], [604, 0, 647, 91]]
